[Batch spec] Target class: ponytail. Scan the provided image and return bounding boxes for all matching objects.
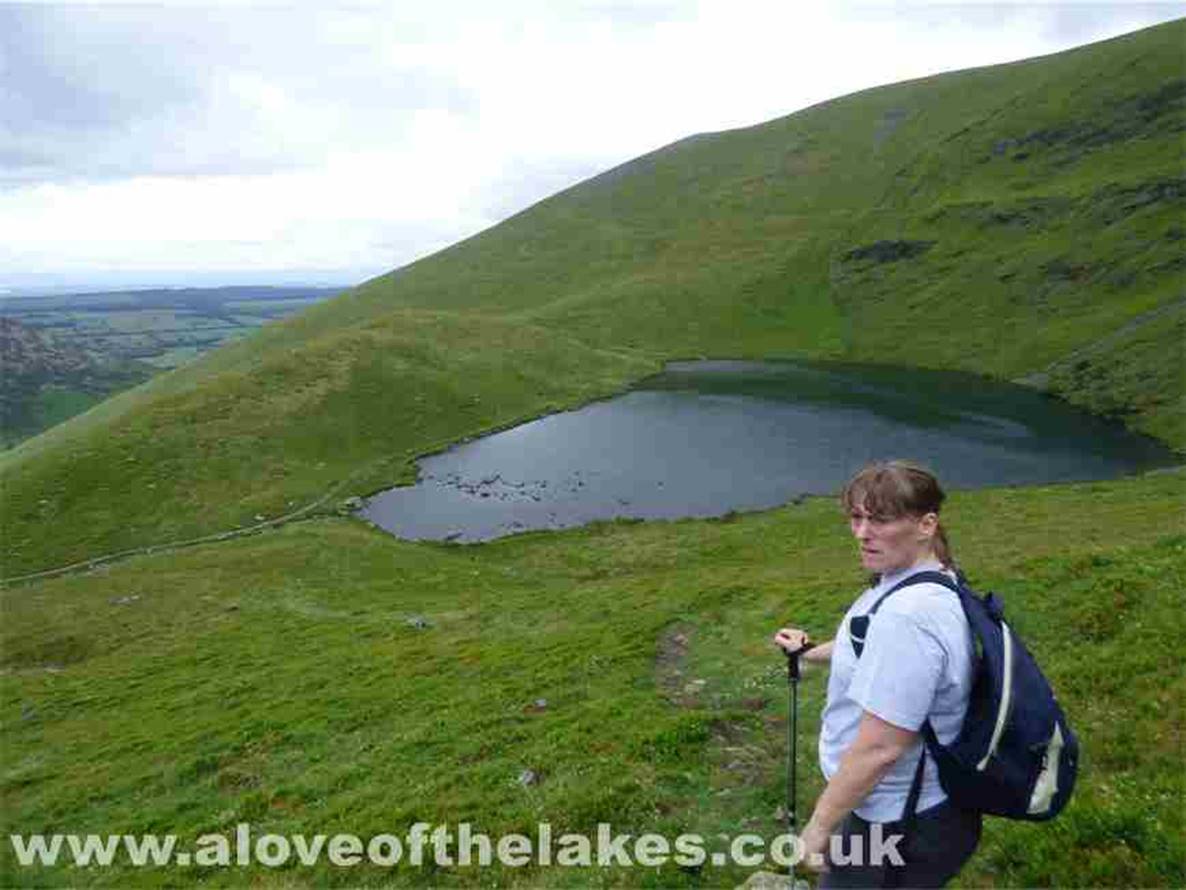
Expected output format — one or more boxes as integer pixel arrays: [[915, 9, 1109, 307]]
[[934, 522, 955, 570]]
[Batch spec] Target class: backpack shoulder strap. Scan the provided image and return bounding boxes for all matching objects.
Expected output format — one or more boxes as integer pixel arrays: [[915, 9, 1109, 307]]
[[902, 742, 928, 823], [866, 570, 959, 617], [903, 719, 947, 823], [850, 571, 962, 660]]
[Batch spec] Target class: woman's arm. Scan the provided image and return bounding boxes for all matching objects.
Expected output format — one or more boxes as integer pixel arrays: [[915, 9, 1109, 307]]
[[799, 711, 918, 869], [803, 640, 834, 664]]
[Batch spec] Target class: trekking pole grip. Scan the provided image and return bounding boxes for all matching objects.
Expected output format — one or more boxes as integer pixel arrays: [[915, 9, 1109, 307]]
[[784, 641, 816, 682]]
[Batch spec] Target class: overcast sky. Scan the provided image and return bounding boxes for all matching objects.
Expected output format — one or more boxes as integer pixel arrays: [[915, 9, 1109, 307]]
[[0, 2, 1181, 293]]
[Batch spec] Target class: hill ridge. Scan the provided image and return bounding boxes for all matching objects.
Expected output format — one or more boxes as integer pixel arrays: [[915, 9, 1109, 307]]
[[1, 18, 1182, 576]]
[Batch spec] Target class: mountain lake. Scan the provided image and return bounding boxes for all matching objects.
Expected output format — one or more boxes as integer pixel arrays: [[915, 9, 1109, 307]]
[[358, 359, 1177, 543]]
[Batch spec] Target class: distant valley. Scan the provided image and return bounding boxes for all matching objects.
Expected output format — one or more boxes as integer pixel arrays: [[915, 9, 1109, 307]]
[[0, 286, 341, 447]]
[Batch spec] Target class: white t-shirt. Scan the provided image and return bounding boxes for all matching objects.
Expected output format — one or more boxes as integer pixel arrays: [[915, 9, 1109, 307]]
[[818, 561, 975, 823]]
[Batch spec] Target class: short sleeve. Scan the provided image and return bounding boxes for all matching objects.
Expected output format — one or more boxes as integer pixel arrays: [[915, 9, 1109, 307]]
[[847, 609, 946, 732]]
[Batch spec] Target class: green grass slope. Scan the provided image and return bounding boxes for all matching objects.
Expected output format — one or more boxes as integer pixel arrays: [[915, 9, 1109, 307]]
[[3, 472, 1183, 887], [2, 20, 1183, 577]]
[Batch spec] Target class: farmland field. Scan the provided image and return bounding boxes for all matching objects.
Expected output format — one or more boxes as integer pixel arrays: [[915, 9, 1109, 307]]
[[0, 286, 342, 447]]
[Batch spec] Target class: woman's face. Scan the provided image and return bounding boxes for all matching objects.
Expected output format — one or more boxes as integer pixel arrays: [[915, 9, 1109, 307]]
[[848, 504, 937, 573]]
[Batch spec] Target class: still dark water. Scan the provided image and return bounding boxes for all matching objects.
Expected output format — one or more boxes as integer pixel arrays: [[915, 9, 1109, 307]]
[[359, 359, 1176, 542]]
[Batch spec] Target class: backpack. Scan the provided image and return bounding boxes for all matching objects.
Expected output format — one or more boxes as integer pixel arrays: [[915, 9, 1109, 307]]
[[855, 569, 1079, 821]]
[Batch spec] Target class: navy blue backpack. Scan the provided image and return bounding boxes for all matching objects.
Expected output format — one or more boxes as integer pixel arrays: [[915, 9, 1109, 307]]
[[855, 570, 1079, 821]]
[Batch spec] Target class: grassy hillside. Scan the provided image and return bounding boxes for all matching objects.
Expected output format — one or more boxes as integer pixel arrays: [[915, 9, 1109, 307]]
[[0, 312, 658, 577], [3, 471, 1183, 887], [3, 21, 1185, 889], [2, 20, 1183, 578]]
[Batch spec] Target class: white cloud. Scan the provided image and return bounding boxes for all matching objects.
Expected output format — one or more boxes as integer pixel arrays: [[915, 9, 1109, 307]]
[[0, 2, 1181, 288]]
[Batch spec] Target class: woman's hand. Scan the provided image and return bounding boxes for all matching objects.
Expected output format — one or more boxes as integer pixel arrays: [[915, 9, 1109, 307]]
[[798, 818, 832, 874], [773, 626, 812, 655]]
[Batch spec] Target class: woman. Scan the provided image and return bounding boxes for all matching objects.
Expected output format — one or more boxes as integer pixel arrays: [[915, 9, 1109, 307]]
[[773, 460, 981, 888]]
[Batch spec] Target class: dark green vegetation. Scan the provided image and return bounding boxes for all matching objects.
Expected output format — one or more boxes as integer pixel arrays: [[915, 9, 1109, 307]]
[[0, 319, 152, 449], [0, 288, 340, 449], [2, 19, 1184, 888]]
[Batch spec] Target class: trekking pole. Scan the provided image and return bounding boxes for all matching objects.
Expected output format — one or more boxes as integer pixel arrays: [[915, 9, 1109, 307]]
[[784, 642, 814, 890]]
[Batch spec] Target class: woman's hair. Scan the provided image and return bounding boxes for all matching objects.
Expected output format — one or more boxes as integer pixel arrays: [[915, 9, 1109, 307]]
[[840, 460, 955, 568]]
